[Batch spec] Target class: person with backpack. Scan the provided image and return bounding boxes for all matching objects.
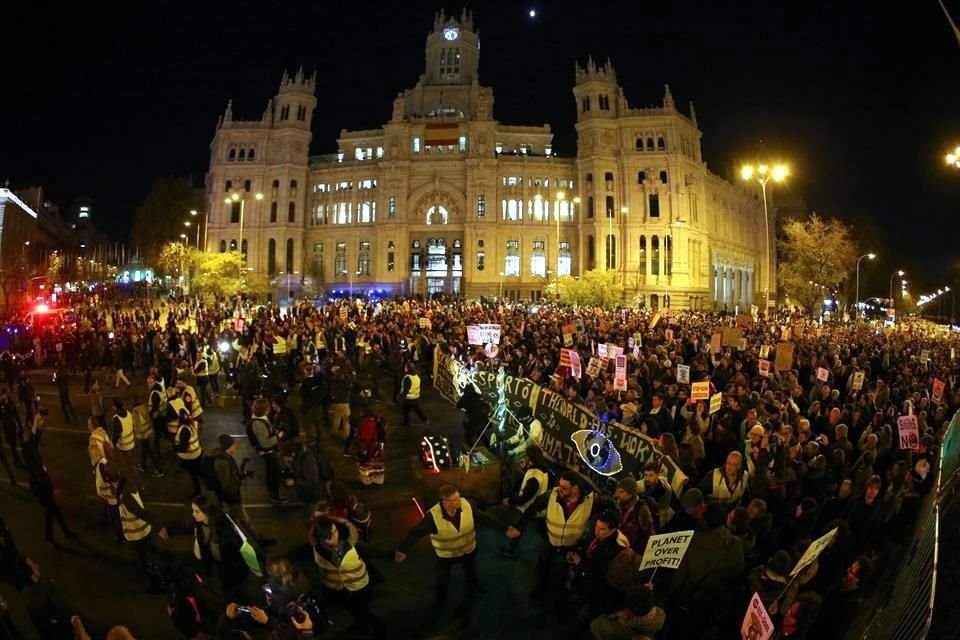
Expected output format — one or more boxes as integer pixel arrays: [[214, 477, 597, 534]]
[[292, 439, 335, 522], [248, 398, 287, 504], [206, 435, 272, 546]]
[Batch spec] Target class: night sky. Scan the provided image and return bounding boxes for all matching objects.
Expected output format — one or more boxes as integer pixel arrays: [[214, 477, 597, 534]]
[[4, 0, 960, 298]]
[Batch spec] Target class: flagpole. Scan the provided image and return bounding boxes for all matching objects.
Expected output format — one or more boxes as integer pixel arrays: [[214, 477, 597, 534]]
[[940, 0, 960, 46]]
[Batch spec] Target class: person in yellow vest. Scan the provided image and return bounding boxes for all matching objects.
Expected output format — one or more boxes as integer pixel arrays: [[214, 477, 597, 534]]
[[165, 387, 188, 442], [697, 451, 750, 510], [131, 397, 164, 478], [396, 484, 507, 629], [310, 515, 384, 636], [204, 345, 221, 395], [115, 474, 166, 574], [110, 398, 137, 482], [177, 380, 203, 429], [174, 413, 205, 497], [495, 446, 551, 559], [400, 362, 428, 428], [87, 416, 113, 468], [94, 459, 122, 542], [508, 471, 607, 611]]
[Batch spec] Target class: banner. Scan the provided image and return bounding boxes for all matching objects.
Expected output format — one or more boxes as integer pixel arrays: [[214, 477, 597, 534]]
[[933, 378, 945, 403], [709, 392, 723, 415], [648, 311, 662, 330], [677, 364, 690, 384], [758, 360, 770, 378], [791, 527, 839, 576], [614, 355, 627, 391], [638, 530, 695, 571], [691, 381, 710, 401], [741, 593, 774, 640], [775, 343, 794, 371], [897, 415, 919, 450], [852, 371, 865, 391]]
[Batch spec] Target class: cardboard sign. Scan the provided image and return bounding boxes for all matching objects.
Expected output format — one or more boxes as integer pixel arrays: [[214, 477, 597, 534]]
[[597, 343, 608, 358], [741, 593, 775, 640], [628, 337, 635, 349], [791, 527, 838, 576], [638, 530, 695, 571], [586, 357, 601, 379], [920, 350, 930, 364], [721, 327, 743, 347], [775, 343, 794, 371], [933, 378, 945, 403], [710, 332, 722, 355], [781, 326, 792, 341], [897, 415, 919, 450], [418, 317, 432, 329], [816, 367, 829, 383], [614, 354, 627, 391], [759, 344, 770, 359], [562, 323, 575, 347], [478, 324, 501, 345], [610, 345, 624, 359], [852, 371, 865, 391], [691, 381, 710, 401], [575, 319, 585, 334], [750, 305, 759, 318], [758, 360, 770, 378], [665, 328, 674, 342], [709, 392, 723, 415], [677, 364, 690, 384], [738, 338, 747, 352], [736, 313, 754, 329], [633, 332, 643, 348], [562, 349, 582, 379]]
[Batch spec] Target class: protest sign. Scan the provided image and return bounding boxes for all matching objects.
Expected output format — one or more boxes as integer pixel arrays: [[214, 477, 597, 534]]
[[709, 392, 723, 415], [467, 325, 482, 345], [852, 371, 865, 391], [721, 327, 743, 347], [750, 304, 759, 318], [711, 332, 722, 355], [614, 355, 627, 391], [791, 527, 838, 576], [586, 357, 601, 379], [933, 378, 945, 403], [597, 343, 608, 358], [758, 360, 770, 378], [920, 349, 930, 364], [562, 323, 575, 347], [738, 338, 747, 352], [418, 317, 432, 329], [478, 324, 501, 344], [741, 593, 774, 640], [638, 530, 695, 571], [610, 345, 624, 359], [484, 343, 499, 358], [759, 344, 770, 359], [633, 332, 643, 348], [55, 343, 63, 353], [691, 381, 710, 401], [665, 328, 674, 342], [775, 343, 794, 371], [816, 367, 829, 383], [736, 313, 753, 329], [575, 319, 585, 334], [633, 345, 640, 358], [628, 337, 635, 349], [897, 415, 919, 450], [677, 364, 690, 384], [561, 348, 582, 379]]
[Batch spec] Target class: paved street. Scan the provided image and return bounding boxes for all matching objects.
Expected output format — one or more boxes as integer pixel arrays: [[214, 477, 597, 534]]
[[0, 365, 557, 639]]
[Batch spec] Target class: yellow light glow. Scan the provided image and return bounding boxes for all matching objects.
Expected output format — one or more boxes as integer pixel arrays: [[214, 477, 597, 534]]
[[534, 194, 543, 202], [772, 165, 788, 182], [620, 206, 628, 214], [573, 196, 581, 204], [224, 198, 231, 204], [740, 166, 754, 180], [556, 191, 566, 201], [758, 165, 769, 175], [949, 154, 957, 165], [255, 192, 264, 200], [230, 193, 240, 201]]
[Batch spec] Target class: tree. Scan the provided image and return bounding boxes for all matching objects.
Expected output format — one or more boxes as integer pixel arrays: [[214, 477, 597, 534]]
[[546, 269, 625, 308], [191, 251, 269, 299], [46, 252, 64, 285], [132, 178, 203, 266], [156, 242, 195, 279], [778, 213, 858, 314], [0, 253, 34, 313]]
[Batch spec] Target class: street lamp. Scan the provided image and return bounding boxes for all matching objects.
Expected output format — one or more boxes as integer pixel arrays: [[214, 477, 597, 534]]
[[946, 146, 960, 168], [855, 252, 876, 320], [225, 192, 264, 278], [349, 269, 361, 299], [889, 269, 905, 322], [555, 191, 565, 275], [740, 163, 789, 312]]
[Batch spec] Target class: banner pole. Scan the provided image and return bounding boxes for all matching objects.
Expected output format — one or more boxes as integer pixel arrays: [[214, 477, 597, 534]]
[[647, 567, 659, 585]]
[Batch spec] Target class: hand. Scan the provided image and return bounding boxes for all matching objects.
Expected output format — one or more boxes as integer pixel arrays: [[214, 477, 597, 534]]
[[394, 551, 407, 563], [249, 606, 269, 624], [158, 528, 169, 541], [506, 526, 521, 539], [225, 603, 240, 620], [292, 613, 313, 630], [501, 498, 510, 506]]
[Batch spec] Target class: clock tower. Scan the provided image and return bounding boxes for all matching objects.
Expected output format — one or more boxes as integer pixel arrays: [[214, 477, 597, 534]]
[[423, 8, 479, 86]]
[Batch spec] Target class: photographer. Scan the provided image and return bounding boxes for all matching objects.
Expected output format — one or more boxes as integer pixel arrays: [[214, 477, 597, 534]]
[[207, 435, 272, 546]]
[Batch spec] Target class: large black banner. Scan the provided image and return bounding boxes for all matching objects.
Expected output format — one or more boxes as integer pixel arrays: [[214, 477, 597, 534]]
[[433, 349, 684, 493]]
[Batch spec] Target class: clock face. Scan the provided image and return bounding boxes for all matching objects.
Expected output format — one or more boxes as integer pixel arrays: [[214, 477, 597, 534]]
[[443, 27, 459, 41]]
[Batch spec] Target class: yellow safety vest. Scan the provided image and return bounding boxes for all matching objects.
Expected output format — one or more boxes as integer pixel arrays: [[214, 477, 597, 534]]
[[176, 422, 202, 460], [273, 336, 288, 355], [545, 490, 595, 548], [314, 546, 370, 592], [710, 469, 749, 506], [150, 387, 167, 415], [429, 501, 477, 558], [516, 468, 550, 513], [181, 385, 203, 419], [207, 352, 221, 376], [167, 397, 187, 435], [94, 459, 117, 505], [119, 491, 151, 541], [404, 375, 421, 400], [114, 412, 135, 452], [194, 359, 209, 377], [132, 405, 153, 441], [88, 428, 112, 467]]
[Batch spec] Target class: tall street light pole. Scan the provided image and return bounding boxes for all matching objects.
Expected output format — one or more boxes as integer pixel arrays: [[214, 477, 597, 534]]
[[889, 269, 904, 322], [226, 192, 263, 280], [555, 191, 565, 276], [190, 210, 200, 249], [740, 163, 788, 313], [855, 252, 877, 321]]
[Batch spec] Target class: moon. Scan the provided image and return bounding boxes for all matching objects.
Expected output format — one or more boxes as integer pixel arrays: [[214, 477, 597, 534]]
[[529, 9, 536, 18]]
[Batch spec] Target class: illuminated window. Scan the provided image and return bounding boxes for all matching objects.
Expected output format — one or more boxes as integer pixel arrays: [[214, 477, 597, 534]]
[[335, 242, 347, 275], [558, 241, 571, 276], [477, 251, 485, 271], [413, 137, 421, 153], [477, 194, 485, 218], [358, 201, 375, 223], [505, 240, 520, 276], [459, 136, 467, 152], [388, 252, 395, 272], [388, 195, 396, 219], [531, 240, 546, 277], [426, 205, 448, 225]]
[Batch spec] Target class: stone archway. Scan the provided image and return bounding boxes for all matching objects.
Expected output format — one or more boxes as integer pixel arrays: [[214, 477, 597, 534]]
[[413, 189, 460, 225]]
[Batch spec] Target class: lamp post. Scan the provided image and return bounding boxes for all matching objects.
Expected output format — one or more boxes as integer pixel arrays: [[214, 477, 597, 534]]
[[349, 269, 361, 299], [740, 163, 788, 312], [189, 210, 200, 249], [225, 192, 263, 279], [499, 271, 506, 300], [889, 269, 904, 322], [555, 191, 565, 275], [855, 252, 876, 321]]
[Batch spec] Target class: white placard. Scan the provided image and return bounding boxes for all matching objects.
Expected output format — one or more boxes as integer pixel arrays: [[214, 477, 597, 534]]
[[677, 364, 690, 384], [759, 345, 770, 359], [816, 367, 829, 383], [758, 360, 770, 378], [791, 527, 838, 576], [638, 530, 695, 571], [691, 381, 710, 401], [897, 415, 919, 450], [741, 592, 774, 640], [852, 371, 864, 391], [468, 323, 501, 346], [597, 343, 608, 358], [614, 354, 627, 391]]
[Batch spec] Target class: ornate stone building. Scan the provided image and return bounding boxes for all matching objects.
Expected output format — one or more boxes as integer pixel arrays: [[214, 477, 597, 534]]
[[203, 9, 771, 310]]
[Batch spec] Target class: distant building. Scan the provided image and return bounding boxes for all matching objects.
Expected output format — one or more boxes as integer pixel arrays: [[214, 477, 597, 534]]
[[203, 10, 770, 310]]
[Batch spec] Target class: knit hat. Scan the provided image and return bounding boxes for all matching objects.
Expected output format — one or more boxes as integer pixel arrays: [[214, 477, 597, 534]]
[[680, 488, 705, 510], [616, 477, 638, 497], [218, 434, 235, 450]]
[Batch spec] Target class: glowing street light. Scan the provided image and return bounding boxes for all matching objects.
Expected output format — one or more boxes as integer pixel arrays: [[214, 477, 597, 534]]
[[225, 191, 264, 278], [946, 146, 960, 168], [855, 252, 876, 321], [740, 162, 789, 312]]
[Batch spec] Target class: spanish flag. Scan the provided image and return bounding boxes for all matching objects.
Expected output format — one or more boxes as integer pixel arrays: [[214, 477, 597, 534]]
[[424, 123, 460, 146]]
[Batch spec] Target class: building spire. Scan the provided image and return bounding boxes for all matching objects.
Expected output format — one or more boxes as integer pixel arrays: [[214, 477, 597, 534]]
[[689, 100, 697, 125], [663, 84, 674, 109]]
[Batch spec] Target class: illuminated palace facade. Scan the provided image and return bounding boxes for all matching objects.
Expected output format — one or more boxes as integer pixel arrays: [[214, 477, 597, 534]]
[[203, 10, 771, 310]]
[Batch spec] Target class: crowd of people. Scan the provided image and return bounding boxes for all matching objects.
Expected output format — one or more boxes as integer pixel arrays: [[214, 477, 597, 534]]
[[0, 287, 953, 639]]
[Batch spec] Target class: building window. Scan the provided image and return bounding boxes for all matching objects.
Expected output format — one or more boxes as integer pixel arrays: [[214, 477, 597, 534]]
[[476, 251, 485, 271], [478, 239, 484, 248], [412, 240, 421, 249], [270, 202, 278, 223], [651, 235, 660, 275], [531, 240, 546, 278], [657, 137, 666, 151], [459, 136, 467, 152], [604, 172, 614, 183], [287, 202, 295, 223], [268, 239, 277, 275], [587, 235, 595, 270], [228, 149, 236, 161], [605, 195, 615, 218], [225, 180, 232, 193], [280, 105, 289, 120], [411, 252, 422, 271], [333, 202, 351, 224], [426, 205, 448, 225], [660, 170, 668, 184], [647, 138, 654, 151], [639, 235, 647, 275], [377, 146, 383, 158], [248, 148, 255, 161], [638, 171, 646, 184], [665, 235, 672, 276], [230, 201, 241, 223], [311, 204, 325, 226], [387, 252, 395, 272], [413, 137, 421, 153], [230, 240, 237, 251], [311, 243, 324, 279], [239, 149, 246, 161], [219, 240, 226, 253], [581, 96, 590, 112], [586, 172, 593, 184], [649, 193, 660, 218], [502, 199, 523, 222], [388, 195, 396, 219], [505, 241, 520, 277], [244, 179, 251, 192], [272, 179, 280, 191], [587, 196, 594, 219], [477, 194, 485, 218], [635, 138, 643, 151], [358, 245, 370, 275], [599, 94, 610, 110], [606, 234, 616, 269], [358, 202, 375, 223], [335, 242, 347, 275], [558, 241, 571, 277]]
